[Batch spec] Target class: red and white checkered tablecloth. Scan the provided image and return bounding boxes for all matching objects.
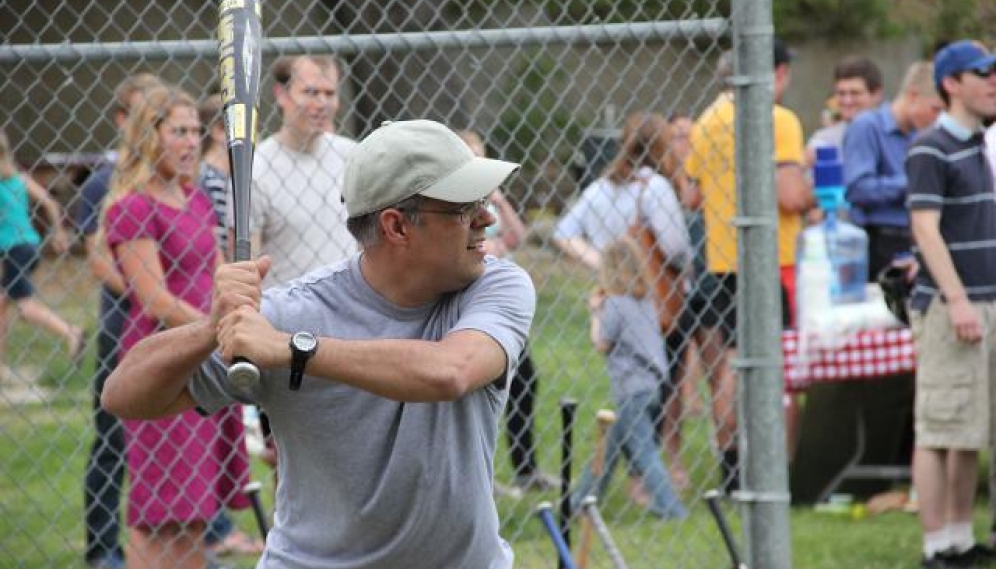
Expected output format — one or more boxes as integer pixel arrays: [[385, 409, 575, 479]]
[[783, 327, 917, 392]]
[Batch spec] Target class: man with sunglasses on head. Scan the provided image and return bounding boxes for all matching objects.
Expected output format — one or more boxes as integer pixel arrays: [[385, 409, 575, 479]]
[[907, 40, 996, 569], [101, 120, 534, 569]]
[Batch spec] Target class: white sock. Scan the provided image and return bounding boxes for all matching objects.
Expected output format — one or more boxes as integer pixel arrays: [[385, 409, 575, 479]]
[[948, 522, 975, 553], [924, 529, 951, 558]]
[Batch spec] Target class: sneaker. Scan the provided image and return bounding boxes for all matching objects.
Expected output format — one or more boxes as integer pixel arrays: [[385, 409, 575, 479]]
[[512, 471, 559, 491], [922, 548, 985, 569], [86, 553, 124, 569], [948, 545, 996, 566], [921, 554, 964, 569]]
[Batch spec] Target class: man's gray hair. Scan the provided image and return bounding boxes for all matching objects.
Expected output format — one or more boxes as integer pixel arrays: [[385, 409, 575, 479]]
[[346, 195, 424, 247]]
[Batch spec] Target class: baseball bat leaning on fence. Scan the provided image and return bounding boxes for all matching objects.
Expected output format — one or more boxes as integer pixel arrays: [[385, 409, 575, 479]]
[[558, 398, 578, 569], [243, 481, 269, 539], [218, 0, 263, 390], [537, 501, 580, 569], [704, 489, 748, 569], [576, 409, 616, 569], [580, 496, 630, 569]]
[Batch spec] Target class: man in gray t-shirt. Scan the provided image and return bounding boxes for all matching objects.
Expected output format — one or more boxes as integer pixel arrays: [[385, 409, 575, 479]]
[[101, 120, 531, 569]]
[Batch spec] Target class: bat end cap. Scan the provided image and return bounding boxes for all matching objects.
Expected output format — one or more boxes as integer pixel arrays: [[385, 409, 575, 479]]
[[228, 362, 261, 390], [596, 409, 617, 423]]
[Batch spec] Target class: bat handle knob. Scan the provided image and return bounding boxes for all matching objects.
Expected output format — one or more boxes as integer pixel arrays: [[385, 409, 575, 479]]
[[228, 357, 261, 390]]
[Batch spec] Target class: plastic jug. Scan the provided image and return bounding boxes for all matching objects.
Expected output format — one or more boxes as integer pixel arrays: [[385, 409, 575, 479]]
[[797, 146, 869, 312]]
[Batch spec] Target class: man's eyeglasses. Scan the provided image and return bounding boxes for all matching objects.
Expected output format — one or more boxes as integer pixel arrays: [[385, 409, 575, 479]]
[[400, 197, 490, 224], [970, 64, 996, 79]]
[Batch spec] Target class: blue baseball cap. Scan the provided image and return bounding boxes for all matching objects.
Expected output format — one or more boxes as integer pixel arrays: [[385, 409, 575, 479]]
[[934, 40, 996, 88]]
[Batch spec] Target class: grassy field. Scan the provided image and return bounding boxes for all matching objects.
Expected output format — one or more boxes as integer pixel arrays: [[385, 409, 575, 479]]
[[1, 250, 992, 569]]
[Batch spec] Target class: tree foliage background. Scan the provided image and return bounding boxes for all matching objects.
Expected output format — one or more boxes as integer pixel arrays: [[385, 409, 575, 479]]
[[456, 0, 995, 52], [775, 0, 995, 50]]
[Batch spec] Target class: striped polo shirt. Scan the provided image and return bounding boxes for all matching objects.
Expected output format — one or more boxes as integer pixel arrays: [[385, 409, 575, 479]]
[[907, 113, 996, 311]]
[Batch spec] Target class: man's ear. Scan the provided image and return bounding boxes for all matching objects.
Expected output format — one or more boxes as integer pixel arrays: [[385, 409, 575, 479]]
[[379, 209, 409, 244], [940, 76, 959, 99], [273, 83, 287, 107]]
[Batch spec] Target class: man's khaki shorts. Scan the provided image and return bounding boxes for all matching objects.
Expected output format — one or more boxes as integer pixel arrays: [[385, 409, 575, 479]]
[[911, 299, 996, 450]]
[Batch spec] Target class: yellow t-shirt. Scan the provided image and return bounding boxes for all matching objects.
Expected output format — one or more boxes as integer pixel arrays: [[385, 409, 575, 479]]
[[685, 94, 805, 274]]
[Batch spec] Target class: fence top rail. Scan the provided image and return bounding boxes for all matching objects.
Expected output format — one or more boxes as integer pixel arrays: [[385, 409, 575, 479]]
[[2, 19, 729, 64]]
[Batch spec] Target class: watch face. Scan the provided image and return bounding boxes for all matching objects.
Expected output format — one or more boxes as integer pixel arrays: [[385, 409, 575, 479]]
[[291, 332, 318, 352]]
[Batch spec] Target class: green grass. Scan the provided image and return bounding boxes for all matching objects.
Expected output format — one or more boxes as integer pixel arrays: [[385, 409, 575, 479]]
[[1, 252, 992, 569]]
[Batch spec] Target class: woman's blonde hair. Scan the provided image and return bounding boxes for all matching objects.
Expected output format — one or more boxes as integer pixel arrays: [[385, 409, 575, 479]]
[[97, 85, 197, 244], [104, 85, 197, 207], [0, 127, 17, 179], [604, 112, 674, 185], [599, 236, 649, 298]]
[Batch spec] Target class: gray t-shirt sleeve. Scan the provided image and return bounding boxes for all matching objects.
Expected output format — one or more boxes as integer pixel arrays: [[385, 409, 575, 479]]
[[599, 296, 622, 345], [187, 350, 260, 414], [450, 258, 537, 384], [188, 293, 285, 414]]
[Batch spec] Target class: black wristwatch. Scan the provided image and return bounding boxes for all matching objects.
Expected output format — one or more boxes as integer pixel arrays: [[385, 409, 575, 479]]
[[288, 331, 319, 391]]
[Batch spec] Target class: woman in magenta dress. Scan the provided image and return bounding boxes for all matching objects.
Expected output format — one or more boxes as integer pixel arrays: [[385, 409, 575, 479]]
[[101, 85, 251, 569]]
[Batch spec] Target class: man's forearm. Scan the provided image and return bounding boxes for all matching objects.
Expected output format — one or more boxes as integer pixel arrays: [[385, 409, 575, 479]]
[[554, 237, 601, 271], [102, 318, 217, 419], [295, 332, 508, 403], [911, 213, 965, 302], [776, 163, 813, 214], [845, 175, 906, 207]]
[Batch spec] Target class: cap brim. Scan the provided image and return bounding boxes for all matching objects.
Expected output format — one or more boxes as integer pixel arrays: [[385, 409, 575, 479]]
[[973, 54, 996, 70], [419, 156, 520, 203]]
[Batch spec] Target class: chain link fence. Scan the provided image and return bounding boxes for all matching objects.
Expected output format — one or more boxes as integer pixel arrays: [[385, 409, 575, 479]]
[[1, 1, 789, 568]]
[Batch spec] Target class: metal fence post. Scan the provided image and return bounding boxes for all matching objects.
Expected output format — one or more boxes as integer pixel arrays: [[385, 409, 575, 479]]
[[732, 0, 793, 567]]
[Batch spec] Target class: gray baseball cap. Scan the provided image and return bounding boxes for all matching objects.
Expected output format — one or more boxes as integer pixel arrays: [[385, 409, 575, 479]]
[[343, 119, 521, 218]]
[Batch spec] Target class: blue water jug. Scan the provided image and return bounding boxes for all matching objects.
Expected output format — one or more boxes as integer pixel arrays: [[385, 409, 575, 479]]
[[798, 146, 869, 304]]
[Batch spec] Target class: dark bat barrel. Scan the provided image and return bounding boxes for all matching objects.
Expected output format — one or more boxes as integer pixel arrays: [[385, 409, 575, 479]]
[[558, 397, 577, 569], [704, 489, 745, 569], [243, 481, 270, 539], [217, 0, 263, 386], [217, 0, 261, 264]]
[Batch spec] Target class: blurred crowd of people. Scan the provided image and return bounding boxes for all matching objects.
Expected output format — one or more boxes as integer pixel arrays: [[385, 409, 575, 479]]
[[4, 35, 996, 569]]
